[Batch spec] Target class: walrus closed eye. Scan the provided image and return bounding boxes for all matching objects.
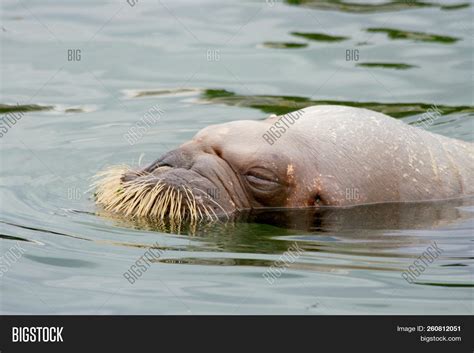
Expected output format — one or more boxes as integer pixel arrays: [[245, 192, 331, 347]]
[[93, 105, 474, 223]]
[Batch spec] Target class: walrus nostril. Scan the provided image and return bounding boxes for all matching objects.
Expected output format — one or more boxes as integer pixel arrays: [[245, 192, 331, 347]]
[[153, 149, 194, 170], [120, 169, 146, 183], [119, 165, 173, 184], [152, 166, 173, 174], [141, 159, 174, 173]]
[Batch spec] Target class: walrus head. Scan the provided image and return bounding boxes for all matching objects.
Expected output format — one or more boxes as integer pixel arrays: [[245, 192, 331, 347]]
[[94, 105, 474, 224], [93, 117, 315, 222]]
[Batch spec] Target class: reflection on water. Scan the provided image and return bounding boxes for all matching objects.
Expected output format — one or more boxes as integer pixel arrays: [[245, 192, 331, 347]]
[[286, 0, 469, 13], [94, 198, 474, 258], [123, 88, 201, 99], [261, 41, 308, 49], [0, 103, 94, 114], [122, 87, 474, 118], [133, 198, 474, 288], [241, 198, 474, 233], [1, 0, 473, 314], [198, 89, 474, 118], [356, 62, 417, 70], [366, 28, 459, 44], [0, 103, 53, 113], [290, 32, 349, 42]]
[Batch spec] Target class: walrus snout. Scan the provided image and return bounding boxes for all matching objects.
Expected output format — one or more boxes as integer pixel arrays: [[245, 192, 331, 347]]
[[120, 165, 172, 183], [94, 159, 235, 221], [145, 148, 194, 173]]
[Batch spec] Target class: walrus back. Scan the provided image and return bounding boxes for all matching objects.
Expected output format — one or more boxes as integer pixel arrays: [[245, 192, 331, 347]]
[[288, 105, 473, 202]]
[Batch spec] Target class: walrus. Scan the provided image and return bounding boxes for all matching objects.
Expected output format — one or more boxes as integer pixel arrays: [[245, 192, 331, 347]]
[[94, 105, 473, 222]]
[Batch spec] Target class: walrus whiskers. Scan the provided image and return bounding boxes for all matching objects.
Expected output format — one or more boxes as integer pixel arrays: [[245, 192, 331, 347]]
[[183, 186, 200, 220], [92, 165, 219, 222], [184, 190, 196, 221], [190, 186, 229, 221]]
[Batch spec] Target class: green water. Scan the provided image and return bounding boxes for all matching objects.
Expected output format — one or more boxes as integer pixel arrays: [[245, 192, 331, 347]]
[[0, 0, 473, 314]]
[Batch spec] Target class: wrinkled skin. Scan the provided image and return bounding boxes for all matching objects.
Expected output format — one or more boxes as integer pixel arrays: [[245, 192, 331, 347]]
[[127, 105, 474, 218]]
